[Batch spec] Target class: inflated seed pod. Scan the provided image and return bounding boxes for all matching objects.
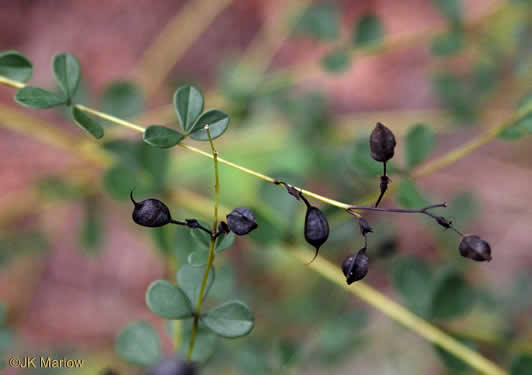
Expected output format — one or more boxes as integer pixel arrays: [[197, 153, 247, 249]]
[[299, 193, 329, 263], [342, 248, 369, 285], [369, 122, 396, 162], [144, 358, 195, 375], [130, 191, 173, 227], [226, 207, 258, 235], [459, 235, 492, 262]]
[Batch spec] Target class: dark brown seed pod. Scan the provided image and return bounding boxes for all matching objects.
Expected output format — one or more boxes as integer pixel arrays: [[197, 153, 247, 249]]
[[226, 207, 258, 235], [342, 248, 369, 285], [131, 191, 172, 227], [299, 193, 329, 264], [144, 358, 195, 375], [369, 122, 396, 162], [459, 235, 492, 262]]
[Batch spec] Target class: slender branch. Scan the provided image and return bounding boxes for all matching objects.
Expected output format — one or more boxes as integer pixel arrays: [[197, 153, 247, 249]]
[[206, 126, 220, 231], [188, 125, 220, 361], [347, 202, 464, 236], [0, 76, 25, 88], [291, 248, 508, 375], [348, 203, 447, 214], [2, 76, 527, 212], [134, 0, 232, 97]]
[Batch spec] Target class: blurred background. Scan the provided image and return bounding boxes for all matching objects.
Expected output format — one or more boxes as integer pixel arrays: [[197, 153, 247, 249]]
[[0, 0, 531, 374]]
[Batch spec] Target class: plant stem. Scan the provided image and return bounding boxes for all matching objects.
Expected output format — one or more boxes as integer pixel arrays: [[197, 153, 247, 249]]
[[0, 76, 25, 88], [2, 76, 527, 213], [291, 248, 508, 375], [187, 125, 220, 361]]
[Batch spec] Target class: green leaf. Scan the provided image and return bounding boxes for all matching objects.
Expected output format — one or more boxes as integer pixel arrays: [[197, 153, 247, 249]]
[[102, 165, 136, 201], [145, 280, 193, 319], [498, 124, 527, 140], [115, 321, 160, 366], [52, 53, 81, 100], [405, 124, 435, 168], [194, 229, 235, 253], [321, 48, 351, 74], [511, 353, 532, 375], [353, 13, 384, 49], [431, 31, 464, 56], [71, 107, 104, 139], [80, 198, 103, 253], [517, 91, 532, 117], [396, 178, 429, 209], [189, 110, 230, 141], [180, 321, 216, 362], [143, 125, 184, 148], [434, 337, 474, 373], [15, 86, 66, 109], [294, 4, 339, 41], [392, 256, 433, 316], [188, 250, 209, 266], [208, 263, 234, 300], [101, 81, 144, 119], [202, 300, 254, 338], [0, 50, 32, 82], [215, 231, 236, 253], [433, 0, 462, 22], [174, 86, 204, 133], [177, 264, 215, 306], [432, 72, 474, 122], [430, 268, 474, 321]]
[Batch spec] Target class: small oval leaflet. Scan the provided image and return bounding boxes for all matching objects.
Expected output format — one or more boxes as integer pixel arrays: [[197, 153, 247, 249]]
[[189, 110, 229, 141], [15, 86, 67, 109], [174, 85, 204, 133], [143, 125, 184, 148], [52, 52, 81, 100], [72, 107, 104, 139], [115, 321, 161, 367], [0, 50, 33, 82], [145, 280, 192, 319], [201, 300, 254, 338]]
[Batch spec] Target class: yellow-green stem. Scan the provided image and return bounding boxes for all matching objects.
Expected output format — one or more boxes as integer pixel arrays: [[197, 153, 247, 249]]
[[187, 126, 220, 360], [291, 248, 508, 375]]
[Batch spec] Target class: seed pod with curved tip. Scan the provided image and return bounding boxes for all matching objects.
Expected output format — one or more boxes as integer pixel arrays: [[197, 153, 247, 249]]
[[342, 248, 369, 285], [226, 207, 258, 235], [459, 235, 492, 262], [369, 122, 396, 162], [130, 191, 173, 227], [144, 358, 195, 375], [299, 193, 329, 264]]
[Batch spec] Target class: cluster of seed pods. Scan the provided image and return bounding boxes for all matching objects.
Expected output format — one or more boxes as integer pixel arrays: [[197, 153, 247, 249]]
[[130, 190, 258, 237], [131, 122, 492, 287]]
